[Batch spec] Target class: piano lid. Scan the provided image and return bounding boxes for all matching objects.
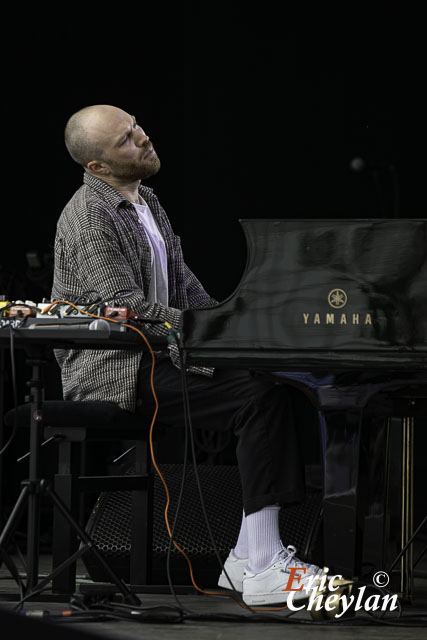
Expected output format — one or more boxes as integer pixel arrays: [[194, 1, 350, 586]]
[[179, 219, 427, 371]]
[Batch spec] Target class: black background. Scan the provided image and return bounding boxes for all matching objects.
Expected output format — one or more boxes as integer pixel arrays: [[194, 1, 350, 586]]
[[2, 4, 426, 303], [0, 3, 426, 553]]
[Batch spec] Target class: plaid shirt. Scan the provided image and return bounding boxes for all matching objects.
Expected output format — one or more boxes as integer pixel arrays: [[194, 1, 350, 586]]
[[51, 172, 216, 412]]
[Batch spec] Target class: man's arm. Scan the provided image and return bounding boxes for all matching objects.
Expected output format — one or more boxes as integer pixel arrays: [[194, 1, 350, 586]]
[[171, 233, 219, 310], [55, 225, 181, 337], [68, 225, 214, 376]]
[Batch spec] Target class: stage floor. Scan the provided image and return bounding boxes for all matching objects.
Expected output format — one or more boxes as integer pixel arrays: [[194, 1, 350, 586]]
[[1, 545, 426, 639]]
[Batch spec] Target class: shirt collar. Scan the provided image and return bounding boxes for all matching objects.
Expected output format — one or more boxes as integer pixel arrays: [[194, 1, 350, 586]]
[[83, 172, 129, 210], [83, 171, 155, 210]]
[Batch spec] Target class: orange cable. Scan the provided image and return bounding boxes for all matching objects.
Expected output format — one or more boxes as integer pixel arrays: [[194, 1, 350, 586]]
[[41, 300, 289, 612]]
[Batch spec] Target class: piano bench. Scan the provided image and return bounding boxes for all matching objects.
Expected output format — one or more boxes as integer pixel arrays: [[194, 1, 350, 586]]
[[4, 400, 164, 595]]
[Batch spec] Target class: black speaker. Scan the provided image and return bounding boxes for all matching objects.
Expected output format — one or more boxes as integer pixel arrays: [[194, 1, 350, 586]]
[[82, 464, 323, 586]]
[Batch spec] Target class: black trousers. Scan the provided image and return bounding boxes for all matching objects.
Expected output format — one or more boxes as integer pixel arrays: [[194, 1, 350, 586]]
[[136, 353, 305, 516]]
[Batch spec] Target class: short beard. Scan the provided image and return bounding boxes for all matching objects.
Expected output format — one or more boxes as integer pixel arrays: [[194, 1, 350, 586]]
[[106, 155, 161, 181]]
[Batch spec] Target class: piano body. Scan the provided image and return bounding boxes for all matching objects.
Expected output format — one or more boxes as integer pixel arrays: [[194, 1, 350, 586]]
[[179, 218, 427, 592]]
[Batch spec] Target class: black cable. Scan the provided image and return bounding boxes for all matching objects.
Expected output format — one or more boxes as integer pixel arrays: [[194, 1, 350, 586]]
[[87, 601, 185, 623], [63, 594, 427, 627], [63, 583, 427, 626], [387, 513, 427, 574], [71, 291, 104, 305], [61, 565, 426, 627], [149, 332, 206, 614], [110, 289, 138, 305], [174, 336, 256, 612], [414, 543, 427, 569], [164, 366, 190, 614], [0, 325, 19, 457], [99, 601, 184, 616], [127, 574, 426, 626]]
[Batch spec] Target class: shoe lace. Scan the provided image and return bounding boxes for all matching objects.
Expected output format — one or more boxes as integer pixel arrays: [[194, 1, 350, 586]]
[[278, 545, 309, 571]]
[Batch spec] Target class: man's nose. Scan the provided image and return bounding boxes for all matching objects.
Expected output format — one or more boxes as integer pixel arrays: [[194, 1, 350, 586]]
[[134, 128, 149, 146]]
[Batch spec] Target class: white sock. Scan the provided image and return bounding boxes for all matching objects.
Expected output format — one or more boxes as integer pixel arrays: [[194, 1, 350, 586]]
[[246, 505, 283, 574], [232, 510, 248, 559]]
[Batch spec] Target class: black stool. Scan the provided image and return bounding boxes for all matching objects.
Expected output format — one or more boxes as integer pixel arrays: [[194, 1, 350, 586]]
[[4, 400, 162, 594]]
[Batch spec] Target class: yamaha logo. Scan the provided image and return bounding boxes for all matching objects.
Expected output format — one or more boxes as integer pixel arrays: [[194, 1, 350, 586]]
[[328, 289, 347, 309], [302, 289, 373, 326]]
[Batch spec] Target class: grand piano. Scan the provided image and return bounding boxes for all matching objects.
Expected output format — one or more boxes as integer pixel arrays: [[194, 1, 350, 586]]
[[179, 218, 427, 595]]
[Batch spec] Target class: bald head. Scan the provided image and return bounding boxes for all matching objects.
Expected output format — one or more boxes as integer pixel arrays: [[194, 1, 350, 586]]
[[64, 105, 126, 167], [64, 105, 160, 184]]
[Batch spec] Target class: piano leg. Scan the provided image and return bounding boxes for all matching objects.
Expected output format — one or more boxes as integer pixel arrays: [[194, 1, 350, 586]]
[[385, 416, 415, 601], [320, 408, 363, 579], [321, 408, 416, 596], [400, 416, 415, 600]]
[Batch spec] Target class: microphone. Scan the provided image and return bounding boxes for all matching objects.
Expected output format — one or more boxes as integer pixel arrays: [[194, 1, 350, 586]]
[[89, 319, 111, 333]]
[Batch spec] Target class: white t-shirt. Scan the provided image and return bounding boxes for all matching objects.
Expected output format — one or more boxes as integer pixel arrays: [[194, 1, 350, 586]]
[[133, 196, 169, 306]]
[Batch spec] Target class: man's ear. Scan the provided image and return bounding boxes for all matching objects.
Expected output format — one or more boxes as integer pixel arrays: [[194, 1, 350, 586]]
[[87, 160, 110, 175]]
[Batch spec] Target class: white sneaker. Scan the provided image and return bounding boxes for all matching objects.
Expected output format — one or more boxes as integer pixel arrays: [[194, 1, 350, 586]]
[[242, 545, 324, 606], [217, 550, 248, 592]]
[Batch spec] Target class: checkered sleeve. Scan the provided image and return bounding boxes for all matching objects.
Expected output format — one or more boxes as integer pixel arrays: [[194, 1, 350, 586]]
[[171, 233, 219, 310], [69, 225, 182, 336]]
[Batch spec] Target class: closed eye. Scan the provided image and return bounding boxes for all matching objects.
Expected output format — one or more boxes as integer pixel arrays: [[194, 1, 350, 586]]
[[118, 118, 144, 146]]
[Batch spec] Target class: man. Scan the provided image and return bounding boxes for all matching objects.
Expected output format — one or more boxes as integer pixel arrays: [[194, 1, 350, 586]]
[[52, 104, 323, 605]]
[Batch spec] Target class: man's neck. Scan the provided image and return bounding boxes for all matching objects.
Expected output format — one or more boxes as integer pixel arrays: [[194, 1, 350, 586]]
[[92, 174, 141, 204]]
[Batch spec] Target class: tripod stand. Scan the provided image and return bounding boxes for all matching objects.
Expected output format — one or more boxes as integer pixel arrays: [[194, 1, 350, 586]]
[[0, 345, 140, 606]]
